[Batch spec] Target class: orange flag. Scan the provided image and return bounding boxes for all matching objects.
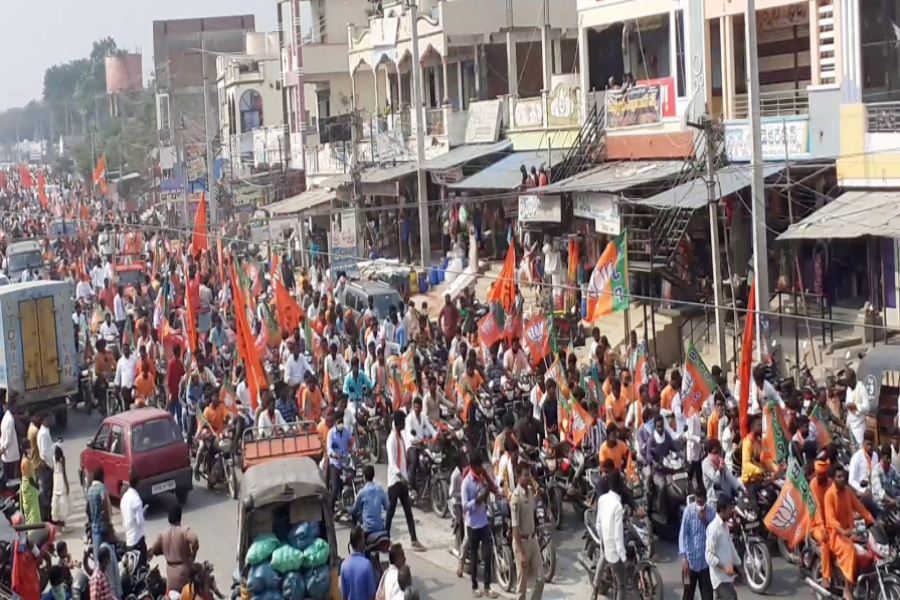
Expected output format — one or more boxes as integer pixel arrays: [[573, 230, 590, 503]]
[[184, 276, 198, 353], [739, 275, 757, 438], [192, 193, 208, 255], [37, 173, 47, 208], [92, 156, 107, 194], [568, 401, 595, 448], [216, 237, 225, 288], [231, 265, 265, 409], [18, 164, 33, 189], [0, 170, 6, 189], [275, 279, 302, 333], [764, 458, 818, 549], [486, 242, 516, 313]]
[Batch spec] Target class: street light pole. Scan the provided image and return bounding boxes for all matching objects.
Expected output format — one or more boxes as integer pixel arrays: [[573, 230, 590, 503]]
[[201, 34, 218, 226], [409, 0, 432, 268]]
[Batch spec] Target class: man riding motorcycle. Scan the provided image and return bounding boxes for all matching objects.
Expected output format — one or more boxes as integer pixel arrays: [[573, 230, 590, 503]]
[[825, 463, 875, 600], [195, 390, 230, 481]]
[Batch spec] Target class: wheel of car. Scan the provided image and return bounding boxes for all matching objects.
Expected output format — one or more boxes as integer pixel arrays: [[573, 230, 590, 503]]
[[175, 488, 189, 505]]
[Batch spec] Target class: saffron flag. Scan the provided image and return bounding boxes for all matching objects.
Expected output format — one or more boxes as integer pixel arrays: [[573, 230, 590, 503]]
[[502, 305, 523, 344], [220, 375, 238, 416], [487, 242, 516, 313], [764, 458, 817, 549], [217, 237, 225, 288], [545, 359, 571, 426], [681, 342, 716, 417], [631, 341, 650, 398], [522, 314, 549, 367], [809, 405, 833, 447], [231, 265, 265, 408], [569, 401, 595, 448], [585, 230, 630, 322], [762, 399, 791, 464], [192, 193, 208, 255], [184, 275, 198, 353], [476, 312, 503, 363], [0, 170, 6, 190], [92, 156, 108, 194], [37, 173, 47, 208], [275, 279, 302, 333], [399, 347, 417, 395], [739, 275, 757, 438], [18, 164, 33, 189]]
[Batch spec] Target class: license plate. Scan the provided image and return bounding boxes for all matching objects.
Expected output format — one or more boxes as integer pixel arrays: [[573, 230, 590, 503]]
[[744, 521, 759, 528], [673, 472, 688, 481], [151, 480, 176, 494]]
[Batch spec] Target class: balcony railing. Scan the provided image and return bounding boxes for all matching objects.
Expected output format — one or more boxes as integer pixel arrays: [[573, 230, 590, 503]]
[[734, 89, 810, 119], [866, 102, 900, 133]]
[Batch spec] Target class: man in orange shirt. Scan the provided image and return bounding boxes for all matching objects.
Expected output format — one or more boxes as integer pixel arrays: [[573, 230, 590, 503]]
[[660, 370, 681, 412], [133, 360, 155, 403], [809, 459, 833, 581], [604, 376, 627, 429], [197, 392, 231, 479], [707, 394, 724, 441], [825, 463, 874, 600], [302, 376, 325, 424], [599, 425, 630, 470]]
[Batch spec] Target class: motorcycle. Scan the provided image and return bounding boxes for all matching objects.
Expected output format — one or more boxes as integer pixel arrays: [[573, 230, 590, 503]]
[[648, 451, 692, 539], [730, 494, 773, 594], [488, 499, 518, 593], [806, 523, 900, 600], [337, 452, 366, 517], [534, 492, 557, 582], [358, 395, 388, 464], [580, 504, 662, 600], [195, 426, 239, 499], [410, 431, 459, 518]]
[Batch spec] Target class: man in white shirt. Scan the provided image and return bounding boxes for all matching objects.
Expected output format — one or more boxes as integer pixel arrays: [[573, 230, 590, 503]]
[[706, 495, 741, 600], [849, 429, 881, 516], [90, 261, 105, 291], [530, 379, 546, 422], [404, 397, 436, 497], [76, 277, 93, 301], [99, 314, 119, 344], [115, 345, 138, 409], [385, 411, 422, 548], [595, 468, 627, 600], [685, 410, 704, 488], [256, 395, 288, 438], [845, 368, 872, 449], [743, 367, 785, 416], [502, 338, 531, 378], [377, 544, 406, 600], [35, 412, 55, 522], [283, 347, 313, 387], [120, 472, 148, 568], [102, 257, 114, 285], [324, 344, 350, 387], [0, 391, 20, 479]]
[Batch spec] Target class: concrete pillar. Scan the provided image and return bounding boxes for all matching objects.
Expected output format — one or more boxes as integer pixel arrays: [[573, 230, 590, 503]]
[[553, 38, 563, 74], [373, 65, 380, 113], [704, 18, 715, 115], [473, 44, 483, 100], [578, 25, 590, 116], [669, 11, 679, 92], [457, 61, 465, 108], [384, 64, 393, 110], [442, 56, 450, 105], [541, 15, 552, 90], [809, 0, 821, 86], [721, 15, 736, 119], [507, 33, 519, 95]]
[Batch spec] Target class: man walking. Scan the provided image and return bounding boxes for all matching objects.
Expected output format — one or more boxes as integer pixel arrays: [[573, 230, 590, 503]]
[[679, 485, 715, 600], [0, 390, 20, 479], [595, 468, 627, 600], [461, 452, 501, 598], [385, 411, 424, 550], [511, 462, 544, 600], [706, 495, 741, 600]]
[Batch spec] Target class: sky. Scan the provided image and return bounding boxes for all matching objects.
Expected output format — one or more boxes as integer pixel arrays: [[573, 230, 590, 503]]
[[0, 0, 279, 111]]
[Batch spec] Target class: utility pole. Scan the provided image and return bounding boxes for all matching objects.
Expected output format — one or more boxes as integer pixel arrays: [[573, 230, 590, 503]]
[[201, 35, 218, 227], [704, 114, 728, 370], [179, 114, 189, 234], [409, 0, 431, 268], [745, 0, 768, 360], [540, 0, 552, 91]]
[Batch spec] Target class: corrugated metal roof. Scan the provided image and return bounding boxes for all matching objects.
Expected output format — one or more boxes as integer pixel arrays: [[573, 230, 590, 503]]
[[778, 190, 900, 240], [361, 162, 418, 184], [635, 164, 783, 209], [422, 141, 512, 171], [267, 187, 336, 216], [540, 160, 686, 194], [448, 150, 567, 190]]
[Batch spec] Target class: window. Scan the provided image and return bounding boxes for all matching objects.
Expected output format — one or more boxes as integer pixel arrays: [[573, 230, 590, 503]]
[[675, 10, 687, 98], [861, 0, 900, 102], [109, 425, 125, 456], [239, 90, 264, 132], [132, 418, 181, 453], [93, 424, 111, 451]]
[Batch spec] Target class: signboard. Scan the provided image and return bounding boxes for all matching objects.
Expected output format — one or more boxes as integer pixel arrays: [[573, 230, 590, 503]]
[[518, 194, 561, 223], [606, 84, 664, 129], [513, 97, 544, 130], [330, 211, 359, 279], [573, 192, 620, 234], [431, 167, 463, 186], [636, 77, 676, 118], [465, 99, 503, 144], [547, 84, 581, 127], [724, 117, 810, 161]]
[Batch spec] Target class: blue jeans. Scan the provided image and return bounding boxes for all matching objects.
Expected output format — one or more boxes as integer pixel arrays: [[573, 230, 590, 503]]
[[169, 400, 183, 429]]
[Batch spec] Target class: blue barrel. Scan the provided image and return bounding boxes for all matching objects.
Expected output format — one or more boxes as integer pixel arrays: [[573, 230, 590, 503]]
[[418, 270, 429, 293], [429, 268, 440, 287]]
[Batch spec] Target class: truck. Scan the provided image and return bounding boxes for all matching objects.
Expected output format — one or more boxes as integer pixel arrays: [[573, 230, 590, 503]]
[[0, 281, 78, 427]]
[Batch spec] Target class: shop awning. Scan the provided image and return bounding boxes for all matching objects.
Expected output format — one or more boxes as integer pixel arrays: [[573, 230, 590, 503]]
[[422, 141, 513, 171], [362, 162, 418, 184], [635, 164, 783, 209], [267, 187, 336, 216], [778, 190, 900, 241], [448, 150, 567, 190], [539, 160, 685, 194]]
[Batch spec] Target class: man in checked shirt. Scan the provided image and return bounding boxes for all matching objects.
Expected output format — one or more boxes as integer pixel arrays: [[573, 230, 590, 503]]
[[679, 485, 716, 600], [90, 547, 116, 600]]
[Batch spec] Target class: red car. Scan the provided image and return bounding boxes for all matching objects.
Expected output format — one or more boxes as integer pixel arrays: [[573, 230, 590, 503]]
[[79, 408, 192, 503]]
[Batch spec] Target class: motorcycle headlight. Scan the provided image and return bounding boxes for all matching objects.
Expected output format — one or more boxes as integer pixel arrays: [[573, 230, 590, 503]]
[[545, 458, 557, 472]]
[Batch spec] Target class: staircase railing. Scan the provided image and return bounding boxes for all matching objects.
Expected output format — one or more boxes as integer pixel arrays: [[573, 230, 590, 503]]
[[550, 104, 606, 184]]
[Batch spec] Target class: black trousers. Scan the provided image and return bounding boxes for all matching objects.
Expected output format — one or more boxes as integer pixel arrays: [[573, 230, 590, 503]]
[[468, 525, 493, 590], [329, 464, 343, 509], [386, 482, 418, 543], [408, 447, 420, 491], [684, 568, 713, 600], [127, 537, 148, 571], [120, 387, 133, 410]]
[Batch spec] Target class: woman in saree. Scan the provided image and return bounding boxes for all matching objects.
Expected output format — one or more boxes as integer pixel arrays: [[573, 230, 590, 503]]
[[19, 440, 41, 525]]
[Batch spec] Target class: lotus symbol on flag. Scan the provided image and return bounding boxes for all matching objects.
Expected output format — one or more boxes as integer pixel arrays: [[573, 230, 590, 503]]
[[770, 491, 799, 530]]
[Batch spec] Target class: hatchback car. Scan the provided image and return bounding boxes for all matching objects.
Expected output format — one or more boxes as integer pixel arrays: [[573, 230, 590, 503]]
[[79, 408, 192, 503]]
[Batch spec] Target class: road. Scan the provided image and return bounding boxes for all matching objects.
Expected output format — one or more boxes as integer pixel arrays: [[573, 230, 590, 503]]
[[50, 409, 815, 600]]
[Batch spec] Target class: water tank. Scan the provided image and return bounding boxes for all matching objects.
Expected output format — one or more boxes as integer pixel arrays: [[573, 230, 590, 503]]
[[105, 53, 143, 93]]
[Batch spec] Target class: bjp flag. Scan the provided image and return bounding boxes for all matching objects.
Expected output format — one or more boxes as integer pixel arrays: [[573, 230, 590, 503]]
[[680, 341, 716, 417], [487, 243, 516, 313], [761, 400, 791, 464], [764, 458, 818, 548], [522, 314, 549, 367], [809, 406, 833, 447], [585, 230, 630, 322], [569, 401, 595, 448], [476, 312, 502, 363], [631, 340, 650, 398]]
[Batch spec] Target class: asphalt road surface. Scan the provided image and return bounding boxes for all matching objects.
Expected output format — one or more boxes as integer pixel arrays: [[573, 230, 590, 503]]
[[51, 409, 817, 599]]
